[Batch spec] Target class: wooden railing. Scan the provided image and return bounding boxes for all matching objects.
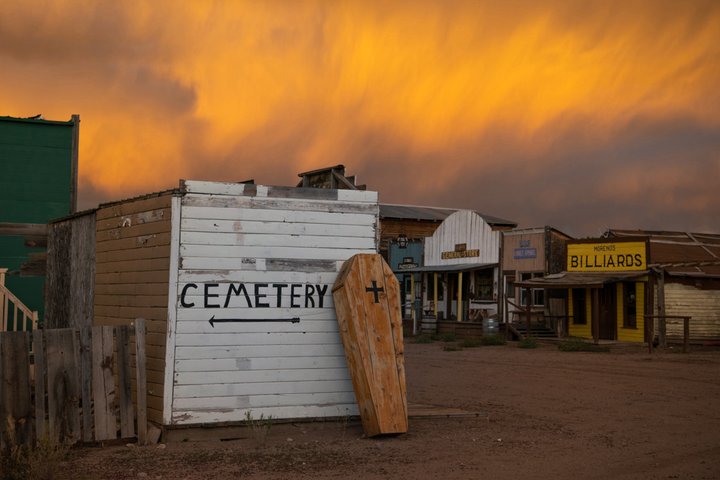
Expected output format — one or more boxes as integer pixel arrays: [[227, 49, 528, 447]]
[[0, 267, 40, 331], [645, 315, 692, 353]]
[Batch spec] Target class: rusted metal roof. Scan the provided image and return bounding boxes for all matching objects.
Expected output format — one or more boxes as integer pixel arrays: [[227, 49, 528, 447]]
[[379, 203, 516, 227], [605, 229, 720, 277]]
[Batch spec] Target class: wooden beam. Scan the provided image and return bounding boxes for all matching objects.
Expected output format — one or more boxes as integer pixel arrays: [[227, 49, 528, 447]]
[[0, 223, 48, 237], [34, 330, 46, 441], [525, 287, 532, 338], [457, 272, 463, 322], [433, 273, 438, 318], [135, 318, 148, 446], [657, 270, 666, 348], [70, 114, 80, 214]]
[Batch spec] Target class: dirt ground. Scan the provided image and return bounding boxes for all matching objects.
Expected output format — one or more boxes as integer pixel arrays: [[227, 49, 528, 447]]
[[56, 341, 720, 480]]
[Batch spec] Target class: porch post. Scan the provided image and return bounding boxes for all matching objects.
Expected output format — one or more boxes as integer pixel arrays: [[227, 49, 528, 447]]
[[410, 274, 416, 335], [457, 272, 463, 322], [0, 268, 6, 286], [525, 287, 532, 338], [657, 270, 666, 348], [433, 273, 438, 318]]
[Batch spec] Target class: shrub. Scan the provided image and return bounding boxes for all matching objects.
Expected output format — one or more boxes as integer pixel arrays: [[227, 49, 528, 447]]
[[411, 334, 434, 344], [244, 411, 273, 448], [460, 338, 482, 348], [518, 337, 538, 349], [480, 334, 506, 346], [442, 344, 463, 351], [558, 338, 610, 352], [433, 332, 457, 342], [1, 416, 70, 480]]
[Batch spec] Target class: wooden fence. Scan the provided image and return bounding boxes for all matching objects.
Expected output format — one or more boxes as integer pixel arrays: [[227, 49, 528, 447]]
[[0, 319, 147, 447]]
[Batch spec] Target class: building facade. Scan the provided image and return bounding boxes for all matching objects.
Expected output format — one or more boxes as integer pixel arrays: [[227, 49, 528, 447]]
[[0, 115, 79, 328]]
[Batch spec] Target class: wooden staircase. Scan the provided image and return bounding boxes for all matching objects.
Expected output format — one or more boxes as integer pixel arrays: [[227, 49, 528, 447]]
[[0, 268, 39, 331], [507, 322, 558, 340]]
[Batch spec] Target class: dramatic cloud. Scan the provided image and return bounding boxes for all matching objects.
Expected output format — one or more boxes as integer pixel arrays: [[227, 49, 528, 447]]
[[1, 0, 718, 235]]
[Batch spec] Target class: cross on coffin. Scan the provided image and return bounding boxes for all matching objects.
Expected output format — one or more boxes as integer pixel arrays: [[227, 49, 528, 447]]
[[365, 280, 385, 303]]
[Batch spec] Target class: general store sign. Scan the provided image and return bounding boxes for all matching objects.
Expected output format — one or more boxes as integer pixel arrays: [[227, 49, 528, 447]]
[[441, 243, 480, 260], [567, 241, 646, 272]]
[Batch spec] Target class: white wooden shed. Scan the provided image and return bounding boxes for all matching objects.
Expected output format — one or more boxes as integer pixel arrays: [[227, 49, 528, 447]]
[[93, 180, 378, 427]]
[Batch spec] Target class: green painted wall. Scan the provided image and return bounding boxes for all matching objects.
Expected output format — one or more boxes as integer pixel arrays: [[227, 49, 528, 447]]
[[0, 116, 76, 324]]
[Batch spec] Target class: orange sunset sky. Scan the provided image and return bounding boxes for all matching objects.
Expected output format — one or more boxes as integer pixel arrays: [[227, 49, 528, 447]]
[[2, 0, 719, 236]]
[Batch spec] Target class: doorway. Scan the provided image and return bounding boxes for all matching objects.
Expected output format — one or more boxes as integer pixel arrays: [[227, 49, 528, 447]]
[[598, 286, 617, 340]]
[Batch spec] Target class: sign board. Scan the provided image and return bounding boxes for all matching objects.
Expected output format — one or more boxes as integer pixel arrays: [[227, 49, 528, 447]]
[[442, 242, 480, 260], [567, 241, 647, 272], [513, 247, 537, 259], [167, 181, 379, 425], [397, 262, 418, 270]]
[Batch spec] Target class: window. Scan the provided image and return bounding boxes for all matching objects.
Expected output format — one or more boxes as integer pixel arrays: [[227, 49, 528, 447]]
[[623, 282, 637, 328], [520, 272, 545, 307]]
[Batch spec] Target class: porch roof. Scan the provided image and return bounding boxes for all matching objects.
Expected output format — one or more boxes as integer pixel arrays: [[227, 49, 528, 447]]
[[393, 262, 497, 274], [513, 271, 649, 288]]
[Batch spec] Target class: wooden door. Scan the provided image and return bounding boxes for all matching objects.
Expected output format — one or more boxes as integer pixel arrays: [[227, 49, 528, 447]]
[[599, 286, 617, 340]]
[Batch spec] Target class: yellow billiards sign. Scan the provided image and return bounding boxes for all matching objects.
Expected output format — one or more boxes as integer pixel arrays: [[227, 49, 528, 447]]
[[567, 241, 647, 272]]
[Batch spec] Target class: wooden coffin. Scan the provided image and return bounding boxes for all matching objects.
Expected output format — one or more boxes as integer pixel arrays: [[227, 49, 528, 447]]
[[332, 253, 408, 436]]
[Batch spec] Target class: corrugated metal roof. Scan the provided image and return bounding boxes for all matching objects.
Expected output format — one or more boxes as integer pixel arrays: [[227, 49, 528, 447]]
[[379, 203, 516, 227], [605, 229, 720, 276]]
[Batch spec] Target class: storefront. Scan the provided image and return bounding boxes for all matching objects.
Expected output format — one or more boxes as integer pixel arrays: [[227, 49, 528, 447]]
[[502, 227, 571, 332], [515, 238, 650, 343], [402, 210, 505, 336]]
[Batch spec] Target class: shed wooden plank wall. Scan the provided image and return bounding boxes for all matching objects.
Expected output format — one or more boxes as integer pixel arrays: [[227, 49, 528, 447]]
[[169, 182, 378, 425], [94, 194, 173, 424], [45, 213, 96, 329], [664, 283, 720, 341]]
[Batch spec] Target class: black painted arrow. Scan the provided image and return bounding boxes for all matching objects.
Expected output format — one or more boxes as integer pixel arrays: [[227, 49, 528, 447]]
[[209, 315, 301, 327]]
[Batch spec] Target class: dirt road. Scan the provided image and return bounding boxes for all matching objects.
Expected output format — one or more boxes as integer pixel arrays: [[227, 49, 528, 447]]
[[59, 341, 720, 479]]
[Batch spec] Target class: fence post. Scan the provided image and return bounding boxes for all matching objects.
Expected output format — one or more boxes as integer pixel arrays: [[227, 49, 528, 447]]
[[657, 271, 667, 349], [647, 316, 654, 354], [683, 317, 690, 353], [135, 318, 147, 446], [0, 331, 33, 446], [34, 330, 46, 441], [79, 327, 93, 442]]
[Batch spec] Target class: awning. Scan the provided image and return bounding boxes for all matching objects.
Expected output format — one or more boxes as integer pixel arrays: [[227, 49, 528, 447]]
[[394, 262, 497, 274], [513, 271, 650, 288]]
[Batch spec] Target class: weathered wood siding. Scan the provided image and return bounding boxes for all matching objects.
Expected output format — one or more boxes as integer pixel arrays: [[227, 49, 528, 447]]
[[547, 229, 570, 274], [45, 212, 96, 329], [167, 181, 378, 425], [502, 231, 545, 272], [378, 218, 441, 255], [424, 210, 500, 266], [94, 194, 173, 424], [664, 283, 720, 340]]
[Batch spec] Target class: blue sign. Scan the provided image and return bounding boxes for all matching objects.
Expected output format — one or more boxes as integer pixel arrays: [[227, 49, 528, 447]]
[[514, 247, 537, 259]]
